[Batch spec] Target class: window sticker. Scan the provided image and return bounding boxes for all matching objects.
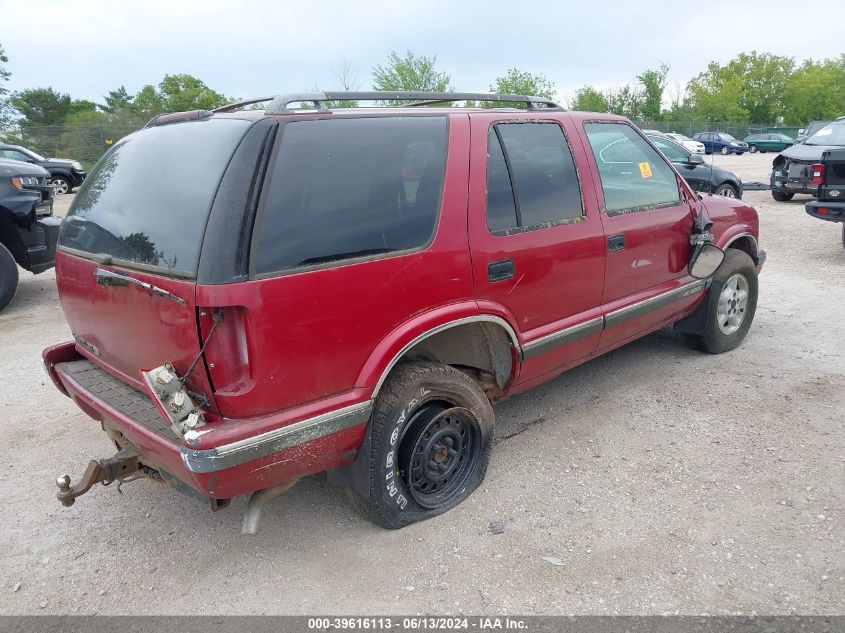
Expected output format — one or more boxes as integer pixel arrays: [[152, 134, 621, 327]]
[[639, 161, 653, 179]]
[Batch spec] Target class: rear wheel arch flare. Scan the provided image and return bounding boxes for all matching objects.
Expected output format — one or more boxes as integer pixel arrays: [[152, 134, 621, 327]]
[[372, 317, 520, 401]]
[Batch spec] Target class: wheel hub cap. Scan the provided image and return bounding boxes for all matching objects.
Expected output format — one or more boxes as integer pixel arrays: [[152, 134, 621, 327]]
[[716, 273, 749, 335]]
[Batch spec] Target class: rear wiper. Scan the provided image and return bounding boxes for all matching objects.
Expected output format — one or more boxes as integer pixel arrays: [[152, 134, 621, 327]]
[[94, 268, 187, 304]]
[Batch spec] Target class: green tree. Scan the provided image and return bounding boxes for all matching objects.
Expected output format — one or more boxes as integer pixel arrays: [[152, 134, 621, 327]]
[[372, 51, 451, 103], [490, 68, 556, 106], [0, 43, 12, 130], [606, 84, 642, 119], [66, 99, 97, 120], [100, 86, 134, 113], [571, 85, 609, 112], [133, 85, 165, 120], [10, 87, 71, 125], [157, 74, 227, 112], [783, 55, 845, 123], [637, 63, 669, 121], [687, 52, 793, 122]]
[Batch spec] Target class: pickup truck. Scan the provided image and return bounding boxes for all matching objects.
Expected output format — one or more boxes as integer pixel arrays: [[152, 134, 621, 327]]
[[805, 148, 845, 248], [0, 158, 59, 311]]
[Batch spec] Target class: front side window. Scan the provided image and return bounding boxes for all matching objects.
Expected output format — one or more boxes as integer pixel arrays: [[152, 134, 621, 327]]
[[0, 149, 30, 161], [485, 122, 583, 235], [584, 122, 681, 214], [650, 137, 689, 163], [253, 116, 447, 275]]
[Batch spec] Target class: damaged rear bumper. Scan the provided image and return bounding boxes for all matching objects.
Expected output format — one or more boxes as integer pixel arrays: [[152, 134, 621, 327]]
[[43, 342, 370, 500]]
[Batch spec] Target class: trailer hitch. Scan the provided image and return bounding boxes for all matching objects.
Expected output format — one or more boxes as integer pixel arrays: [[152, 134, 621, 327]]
[[56, 446, 142, 507]]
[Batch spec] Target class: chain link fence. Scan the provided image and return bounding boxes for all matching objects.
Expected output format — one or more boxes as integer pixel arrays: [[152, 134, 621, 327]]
[[633, 120, 799, 139], [3, 123, 141, 169]]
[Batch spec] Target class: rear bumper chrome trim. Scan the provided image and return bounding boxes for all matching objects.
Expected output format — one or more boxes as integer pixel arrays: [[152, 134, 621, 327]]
[[180, 400, 374, 474]]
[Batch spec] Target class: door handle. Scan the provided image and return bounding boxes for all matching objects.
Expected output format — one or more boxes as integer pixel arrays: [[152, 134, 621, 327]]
[[607, 234, 625, 252], [488, 259, 515, 282]]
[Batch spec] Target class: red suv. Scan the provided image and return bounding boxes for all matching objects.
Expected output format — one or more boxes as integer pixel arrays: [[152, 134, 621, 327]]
[[44, 92, 765, 530]]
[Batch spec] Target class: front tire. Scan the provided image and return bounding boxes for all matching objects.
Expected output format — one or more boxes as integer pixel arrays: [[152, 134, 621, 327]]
[[51, 176, 70, 195], [720, 146, 729, 155], [348, 362, 494, 529], [771, 190, 794, 202], [684, 249, 758, 354], [0, 243, 19, 312], [749, 145, 758, 153]]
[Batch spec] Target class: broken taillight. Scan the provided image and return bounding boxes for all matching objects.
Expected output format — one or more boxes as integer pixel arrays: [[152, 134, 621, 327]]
[[810, 163, 825, 185]]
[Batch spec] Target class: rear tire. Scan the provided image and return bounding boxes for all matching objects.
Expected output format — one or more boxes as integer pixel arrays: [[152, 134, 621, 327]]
[[347, 362, 494, 529], [771, 190, 794, 202], [684, 249, 758, 354], [0, 243, 19, 312], [715, 183, 739, 198]]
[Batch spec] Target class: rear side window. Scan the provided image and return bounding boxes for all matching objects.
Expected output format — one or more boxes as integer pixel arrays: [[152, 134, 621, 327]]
[[584, 122, 680, 214], [485, 122, 583, 235], [253, 116, 447, 274], [59, 118, 250, 276]]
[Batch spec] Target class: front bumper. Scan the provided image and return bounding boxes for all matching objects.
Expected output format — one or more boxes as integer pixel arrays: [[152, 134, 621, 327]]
[[806, 200, 845, 223], [43, 343, 369, 500], [70, 170, 86, 187], [20, 215, 62, 274]]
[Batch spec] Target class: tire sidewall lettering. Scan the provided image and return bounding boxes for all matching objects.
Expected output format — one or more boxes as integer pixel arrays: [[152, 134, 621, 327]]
[[383, 386, 431, 511]]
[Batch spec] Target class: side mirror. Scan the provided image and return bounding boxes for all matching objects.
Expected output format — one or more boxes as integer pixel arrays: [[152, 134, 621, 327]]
[[688, 243, 725, 279], [687, 154, 705, 165]]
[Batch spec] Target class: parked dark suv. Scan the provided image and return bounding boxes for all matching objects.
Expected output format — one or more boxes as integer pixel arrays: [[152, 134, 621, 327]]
[[0, 158, 58, 311], [44, 92, 765, 531], [0, 144, 86, 194]]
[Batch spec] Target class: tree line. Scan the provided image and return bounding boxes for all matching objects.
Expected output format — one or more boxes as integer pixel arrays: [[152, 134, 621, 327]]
[[1, 45, 842, 141]]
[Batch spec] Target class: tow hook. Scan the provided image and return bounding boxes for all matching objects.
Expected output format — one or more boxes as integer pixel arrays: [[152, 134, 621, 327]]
[[56, 446, 142, 507]]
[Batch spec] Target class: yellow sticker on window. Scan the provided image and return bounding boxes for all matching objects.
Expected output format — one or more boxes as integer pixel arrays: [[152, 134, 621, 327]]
[[639, 161, 652, 178]]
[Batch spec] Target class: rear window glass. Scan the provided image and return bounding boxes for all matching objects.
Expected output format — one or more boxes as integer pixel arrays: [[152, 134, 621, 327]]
[[59, 118, 250, 276], [252, 116, 447, 275]]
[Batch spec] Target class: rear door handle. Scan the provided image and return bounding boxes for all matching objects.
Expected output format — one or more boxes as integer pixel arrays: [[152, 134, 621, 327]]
[[607, 234, 625, 252], [488, 259, 515, 282]]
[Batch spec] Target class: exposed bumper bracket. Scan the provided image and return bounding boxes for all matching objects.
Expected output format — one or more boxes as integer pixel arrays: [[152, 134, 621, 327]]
[[56, 446, 142, 507]]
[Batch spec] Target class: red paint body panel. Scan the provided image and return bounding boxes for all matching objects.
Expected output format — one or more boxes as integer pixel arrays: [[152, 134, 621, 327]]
[[467, 113, 607, 384]]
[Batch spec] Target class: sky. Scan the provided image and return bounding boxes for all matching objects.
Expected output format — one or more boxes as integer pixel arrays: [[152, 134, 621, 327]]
[[2, 0, 844, 107]]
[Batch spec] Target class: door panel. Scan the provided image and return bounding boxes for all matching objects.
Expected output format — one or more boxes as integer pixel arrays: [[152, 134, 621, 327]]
[[467, 113, 606, 383], [578, 121, 695, 351]]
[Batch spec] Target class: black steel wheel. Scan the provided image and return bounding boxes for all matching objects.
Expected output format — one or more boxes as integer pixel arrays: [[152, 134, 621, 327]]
[[398, 406, 481, 509], [344, 362, 494, 529]]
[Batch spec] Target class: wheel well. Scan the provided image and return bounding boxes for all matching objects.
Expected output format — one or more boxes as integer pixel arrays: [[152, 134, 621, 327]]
[[726, 236, 758, 265], [390, 321, 516, 401]]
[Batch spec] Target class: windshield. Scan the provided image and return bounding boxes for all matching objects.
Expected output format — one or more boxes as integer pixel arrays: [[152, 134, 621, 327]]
[[806, 123, 845, 146], [25, 148, 47, 161], [59, 118, 251, 276], [669, 133, 691, 141], [718, 133, 737, 141]]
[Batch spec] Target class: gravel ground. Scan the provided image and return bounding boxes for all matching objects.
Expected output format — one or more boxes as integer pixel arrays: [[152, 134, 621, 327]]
[[0, 153, 842, 615]]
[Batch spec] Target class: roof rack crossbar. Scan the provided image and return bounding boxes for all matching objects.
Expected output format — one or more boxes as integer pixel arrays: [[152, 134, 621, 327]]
[[262, 91, 562, 114]]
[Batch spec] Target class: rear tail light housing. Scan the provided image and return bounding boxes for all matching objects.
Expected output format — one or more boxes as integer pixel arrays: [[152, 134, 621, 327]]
[[810, 163, 825, 185]]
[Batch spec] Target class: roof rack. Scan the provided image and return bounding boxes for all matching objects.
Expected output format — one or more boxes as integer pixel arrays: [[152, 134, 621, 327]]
[[214, 92, 562, 115]]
